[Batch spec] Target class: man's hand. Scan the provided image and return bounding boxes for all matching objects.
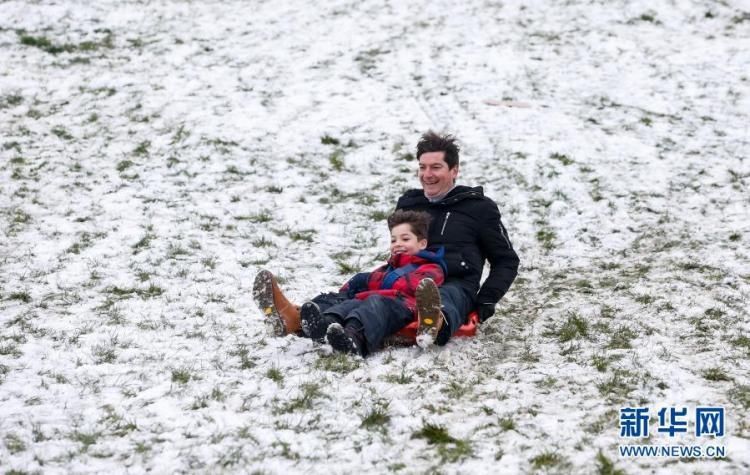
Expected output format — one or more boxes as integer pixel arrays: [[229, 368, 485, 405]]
[[477, 302, 496, 322]]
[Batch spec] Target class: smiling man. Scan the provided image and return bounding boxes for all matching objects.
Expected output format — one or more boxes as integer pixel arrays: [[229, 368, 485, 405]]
[[395, 131, 519, 346], [253, 131, 519, 348]]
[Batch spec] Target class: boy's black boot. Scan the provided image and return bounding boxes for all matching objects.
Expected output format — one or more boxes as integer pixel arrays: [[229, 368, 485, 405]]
[[326, 322, 365, 356], [300, 302, 336, 342]]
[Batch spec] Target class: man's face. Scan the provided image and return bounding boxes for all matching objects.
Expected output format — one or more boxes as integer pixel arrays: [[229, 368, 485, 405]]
[[418, 151, 458, 199]]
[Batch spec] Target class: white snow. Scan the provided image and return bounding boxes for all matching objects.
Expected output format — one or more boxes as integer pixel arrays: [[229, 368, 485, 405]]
[[1, 0, 749, 473]]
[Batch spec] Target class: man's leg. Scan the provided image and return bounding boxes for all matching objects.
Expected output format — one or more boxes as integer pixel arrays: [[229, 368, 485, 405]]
[[437, 283, 475, 345], [416, 281, 474, 346]]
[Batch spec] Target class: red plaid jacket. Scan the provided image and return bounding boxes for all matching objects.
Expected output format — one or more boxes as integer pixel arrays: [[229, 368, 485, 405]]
[[339, 247, 446, 314]]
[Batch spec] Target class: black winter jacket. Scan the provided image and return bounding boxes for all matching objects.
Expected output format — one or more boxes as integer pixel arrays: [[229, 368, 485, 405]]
[[396, 185, 519, 309]]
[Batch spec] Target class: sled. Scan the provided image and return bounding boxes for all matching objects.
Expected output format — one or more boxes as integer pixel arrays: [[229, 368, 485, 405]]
[[385, 311, 479, 346]]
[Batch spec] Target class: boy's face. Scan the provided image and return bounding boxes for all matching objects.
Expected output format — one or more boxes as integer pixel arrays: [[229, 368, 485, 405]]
[[390, 223, 428, 256]]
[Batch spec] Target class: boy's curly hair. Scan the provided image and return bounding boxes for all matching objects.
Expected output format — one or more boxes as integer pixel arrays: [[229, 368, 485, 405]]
[[387, 210, 432, 241]]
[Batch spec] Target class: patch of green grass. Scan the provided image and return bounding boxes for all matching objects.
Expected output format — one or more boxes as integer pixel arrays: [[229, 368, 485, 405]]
[[236, 211, 272, 223], [731, 335, 750, 354], [335, 260, 357, 275], [530, 451, 567, 470], [412, 423, 473, 463], [132, 233, 154, 253], [558, 313, 588, 342], [105, 284, 163, 300], [230, 344, 256, 369], [413, 423, 456, 444], [51, 125, 73, 140], [167, 244, 189, 258], [133, 141, 150, 156], [171, 368, 192, 384], [288, 229, 316, 242], [117, 160, 134, 172], [277, 382, 324, 413], [607, 326, 637, 349], [596, 450, 626, 475], [170, 124, 188, 144], [701, 367, 733, 382], [445, 380, 471, 399], [519, 342, 541, 363], [252, 236, 273, 247], [361, 406, 391, 432], [550, 152, 574, 165], [704, 307, 725, 319], [20, 34, 71, 54], [314, 353, 361, 373], [384, 369, 413, 384], [7, 291, 31, 303], [536, 229, 556, 250], [499, 417, 515, 431], [597, 369, 635, 400], [369, 209, 390, 221], [591, 353, 609, 372], [71, 430, 100, 451], [329, 149, 345, 171], [92, 344, 116, 364], [266, 367, 284, 384], [4, 433, 26, 454], [320, 134, 340, 145], [729, 384, 750, 409], [1, 93, 23, 109], [634, 294, 655, 305]]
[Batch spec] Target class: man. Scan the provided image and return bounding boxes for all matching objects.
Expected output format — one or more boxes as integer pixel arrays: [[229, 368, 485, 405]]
[[253, 131, 519, 347], [394, 131, 519, 345]]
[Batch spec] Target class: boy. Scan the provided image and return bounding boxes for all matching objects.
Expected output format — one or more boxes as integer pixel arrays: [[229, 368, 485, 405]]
[[254, 210, 445, 356]]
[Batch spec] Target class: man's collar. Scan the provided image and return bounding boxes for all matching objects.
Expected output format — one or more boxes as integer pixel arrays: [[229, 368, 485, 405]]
[[425, 184, 457, 203]]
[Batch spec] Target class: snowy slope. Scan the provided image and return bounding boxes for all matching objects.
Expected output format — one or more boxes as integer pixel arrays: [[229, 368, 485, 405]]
[[1, 0, 749, 473]]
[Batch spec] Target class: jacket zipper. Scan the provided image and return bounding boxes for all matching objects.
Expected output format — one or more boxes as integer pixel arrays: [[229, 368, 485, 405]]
[[440, 212, 451, 235]]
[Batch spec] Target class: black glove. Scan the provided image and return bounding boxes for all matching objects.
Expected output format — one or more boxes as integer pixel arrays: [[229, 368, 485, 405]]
[[477, 303, 496, 323]]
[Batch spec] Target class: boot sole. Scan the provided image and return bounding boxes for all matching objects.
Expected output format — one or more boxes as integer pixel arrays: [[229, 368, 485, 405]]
[[325, 323, 356, 354], [252, 270, 287, 337], [415, 278, 442, 348], [300, 302, 328, 342]]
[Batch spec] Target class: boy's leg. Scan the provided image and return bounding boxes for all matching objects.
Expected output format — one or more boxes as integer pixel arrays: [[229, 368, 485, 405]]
[[310, 291, 350, 311], [342, 295, 412, 355], [252, 270, 301, 336], [301, 299, 360, 342]]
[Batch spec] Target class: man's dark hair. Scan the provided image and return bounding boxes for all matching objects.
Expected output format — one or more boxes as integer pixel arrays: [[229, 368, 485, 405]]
[[387, 210, 431, 241], [416, 131, 460, 169]]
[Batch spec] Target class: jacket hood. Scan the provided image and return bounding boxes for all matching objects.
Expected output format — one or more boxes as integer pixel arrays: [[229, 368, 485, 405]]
[[387, 246, 447, 274]]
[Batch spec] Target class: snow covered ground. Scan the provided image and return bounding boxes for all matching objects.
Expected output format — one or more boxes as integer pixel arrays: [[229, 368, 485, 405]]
[[1, 0, 749, 473]]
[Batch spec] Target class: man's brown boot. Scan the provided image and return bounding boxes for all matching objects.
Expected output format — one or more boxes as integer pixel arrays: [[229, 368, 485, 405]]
[[415, 278, 444, 348], [252, 270, 301, 336]]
